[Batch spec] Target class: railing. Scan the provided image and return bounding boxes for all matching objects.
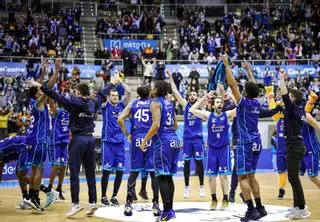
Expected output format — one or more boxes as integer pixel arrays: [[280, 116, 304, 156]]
[[0, 56, 123, 66], [97, 2, 292, 18], [96, 32, 164, 40], [0, 0, 76, 13]]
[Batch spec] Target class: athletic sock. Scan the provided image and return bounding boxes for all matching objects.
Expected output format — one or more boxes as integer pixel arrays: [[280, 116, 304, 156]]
[[101, 170, 110, 198], [39, 185, 48, 193], [211, 194, 217, 201], [56, 184, 62, 192], [255, 198, 262, 209], [47, 184, 52, 192], [183, 160, 190, 187], [298, 205, 305, 210], [223, 194, 228, 201], [22, 190, 28, 199], [246, 199, 254, 210]]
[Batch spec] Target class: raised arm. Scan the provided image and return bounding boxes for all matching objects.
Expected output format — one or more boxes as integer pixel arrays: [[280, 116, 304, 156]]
[[226, 108, 237, 121], [167, 70, 187, 108], [222, 55, 241, 103], [117, 102, 132, 141], [259, 106, 283, 118], [189, 91, 213, 121], [38, 58, 48, 84], [117, 74, 131, 105], [306, 113, 320, 133], [242, 59, 256, 83], [36, 58, 61, 110], [279, 69, 293, 109], [140, 101, 161, 151]]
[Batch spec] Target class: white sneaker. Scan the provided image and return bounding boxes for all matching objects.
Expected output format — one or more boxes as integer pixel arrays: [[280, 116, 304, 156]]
[[288, 208, 311, 220], [199, 186, 205, 198], [86, 203, 98, 217], [44, 190, 59, 208], [184, 187, 190, 199], [15, 200, 31, 210], [66, 203, 84, 217]]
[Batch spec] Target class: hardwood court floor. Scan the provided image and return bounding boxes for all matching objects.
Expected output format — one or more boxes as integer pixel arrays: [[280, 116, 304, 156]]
[[0, 172, 319, 222]]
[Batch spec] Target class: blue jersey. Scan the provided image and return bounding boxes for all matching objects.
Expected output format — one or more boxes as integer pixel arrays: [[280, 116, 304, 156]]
[[276, 117, 286, 153], [50, 108, 70, 145], [157, 97, 176, 137], [183, 102, 203, 139], [102, 101, 125, 143], [236, 96, 261, 144], [302, 122, 320, 153], [207, 112, 229, 148], [26, 100, 49, 145], [130, 98, 152, 137]]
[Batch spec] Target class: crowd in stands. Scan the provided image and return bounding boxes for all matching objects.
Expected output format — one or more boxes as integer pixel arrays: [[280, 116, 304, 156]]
[[177, 1, 320, 62], [0, 6, 83, 61], [96, 7, 165, 38]]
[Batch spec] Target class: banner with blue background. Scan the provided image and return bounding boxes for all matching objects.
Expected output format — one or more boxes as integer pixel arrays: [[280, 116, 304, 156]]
[[103, 39, 158, 52]]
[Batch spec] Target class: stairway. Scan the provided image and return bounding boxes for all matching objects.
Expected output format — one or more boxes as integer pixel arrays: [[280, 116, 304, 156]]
[[77, 1, 99, 64]]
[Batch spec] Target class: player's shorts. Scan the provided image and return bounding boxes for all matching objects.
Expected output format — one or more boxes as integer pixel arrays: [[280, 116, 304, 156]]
[[130, 136, 154, 171], [237, 140, 262, 175], [206, 145, 232, 176], [153, 134, 181, 176], [48, 143, 68, 166], [102, 142, 125, 171], [276, 152, 287, 173], [182, 137, 204, 160], [0, 136, 29, 170], [300, 151, 319, 177], [27, 143, 47, 168]]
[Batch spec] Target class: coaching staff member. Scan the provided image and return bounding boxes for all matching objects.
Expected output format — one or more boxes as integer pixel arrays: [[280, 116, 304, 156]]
[[279, 70, 310, 220]]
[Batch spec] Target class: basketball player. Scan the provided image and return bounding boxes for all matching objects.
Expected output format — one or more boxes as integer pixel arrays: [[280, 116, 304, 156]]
[[27, 74, 117, 217], [140, 81, 180, 221], [190, 91, 236, 210], [40, 99, 70, 201], [300, 115, 320, 188], [23, 59, 61, 212], [223, 55, 282, 221], [0, 135, 30, 209], [167, 70, 205, 199], [118, 85, 161, 217], [100, 76, 131, 207]]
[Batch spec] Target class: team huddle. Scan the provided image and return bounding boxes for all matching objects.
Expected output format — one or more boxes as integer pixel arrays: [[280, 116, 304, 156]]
[[1, 56, 320, 221]]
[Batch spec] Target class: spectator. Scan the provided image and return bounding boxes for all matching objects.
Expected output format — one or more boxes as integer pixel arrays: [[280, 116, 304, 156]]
[[189, 67, 200, 89], [180, 42, 190, 60], [0, 107, 12, 140], [141, 57, 155, 85], [206, 52, 217, 64], [188, 49, 199, 64], [93, 71, 105, 91], [172, 69, 183, 91], [155, 60, 166, 80]]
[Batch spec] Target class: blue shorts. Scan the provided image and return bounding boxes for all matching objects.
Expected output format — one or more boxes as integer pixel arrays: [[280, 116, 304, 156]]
[[48, 143, 68, 166], [182, 137, 204, 160], [300, 151, 319, 177], [206, 145, 231, 176], [28, 143, 47, 168], [130, 136, 154, 171], [276, 152, 287, 173], [237, 141, 262, 175], [153, 134, 181, 176], [102, 142, 125, 171], [0, 136, 29, 170]]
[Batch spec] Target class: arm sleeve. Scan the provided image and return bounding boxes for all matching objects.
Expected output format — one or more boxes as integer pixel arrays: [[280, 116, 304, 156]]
[[40, 86, 74, 112], [259, 106, 282, 118]]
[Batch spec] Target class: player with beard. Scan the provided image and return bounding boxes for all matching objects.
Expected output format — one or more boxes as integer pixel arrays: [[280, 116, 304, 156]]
[[190, 91, 236, 210], [167, 70, 205, 199]]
